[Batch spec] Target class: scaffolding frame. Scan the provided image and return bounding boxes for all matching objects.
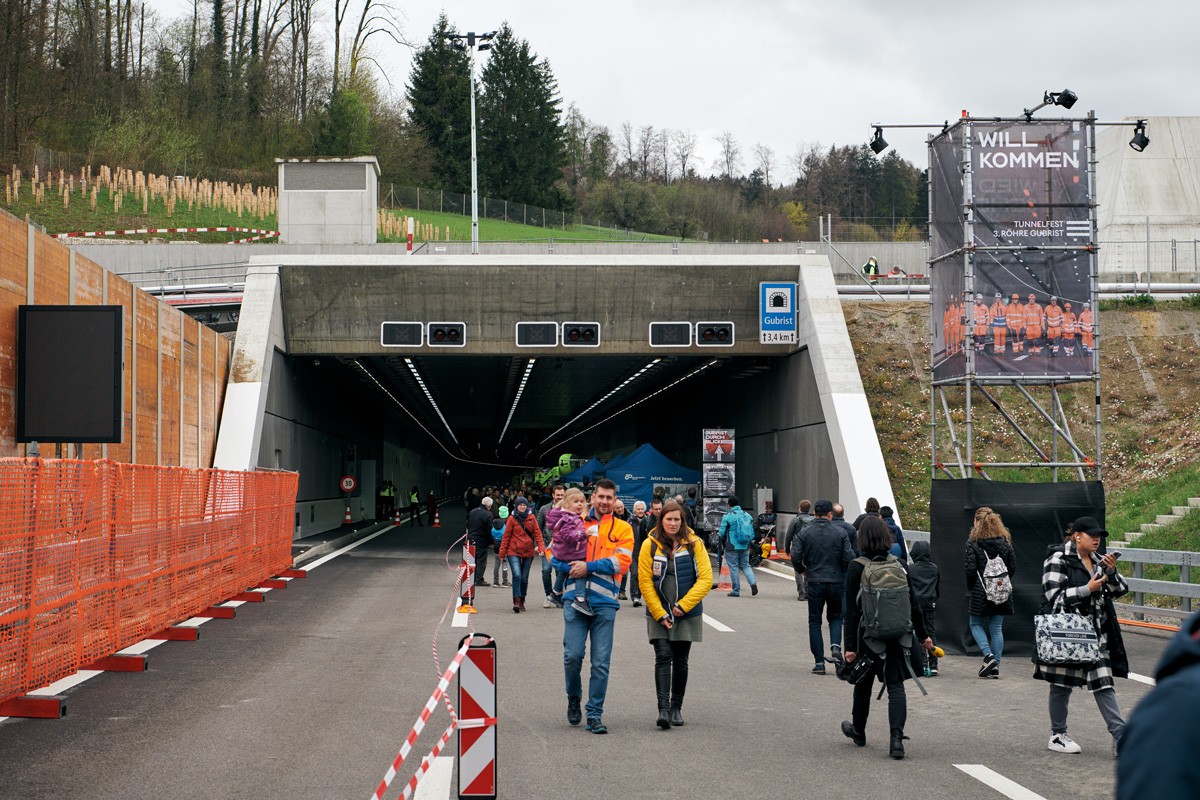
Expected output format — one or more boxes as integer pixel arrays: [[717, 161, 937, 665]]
[[929, 113, 1102, 484]]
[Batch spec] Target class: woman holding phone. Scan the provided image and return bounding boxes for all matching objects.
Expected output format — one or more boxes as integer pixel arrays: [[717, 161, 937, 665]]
[[1034, 516, 1129, 757], [638, 500, 712, 730]]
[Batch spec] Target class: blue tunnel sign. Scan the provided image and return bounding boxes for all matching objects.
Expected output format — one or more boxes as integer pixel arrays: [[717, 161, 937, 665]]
[[759, 282, 797, 344]]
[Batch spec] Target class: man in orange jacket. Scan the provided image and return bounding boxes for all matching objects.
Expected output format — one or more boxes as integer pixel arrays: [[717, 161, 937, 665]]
[[972, 293, 990, 353], [1024, 293, 1044, 353], [1008, 293, 1025, 353], [1045, 295, 1064, 355], [989, 292, 1008, 354], [1061, 302, 1078, 356], [556, 477, 634, 733], [1078, 302, 1096, 354]]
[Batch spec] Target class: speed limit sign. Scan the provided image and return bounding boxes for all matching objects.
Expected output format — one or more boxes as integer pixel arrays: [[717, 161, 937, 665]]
[[340, 474, 357, 493]]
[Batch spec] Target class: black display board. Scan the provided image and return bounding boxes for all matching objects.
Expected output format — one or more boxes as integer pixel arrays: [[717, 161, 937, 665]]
[[17, 305, 124, 443], [929, 478, 1105, 656]]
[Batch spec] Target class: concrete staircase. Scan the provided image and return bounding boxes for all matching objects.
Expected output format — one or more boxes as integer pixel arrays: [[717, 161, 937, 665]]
[[1109, 497, 1200, 548]]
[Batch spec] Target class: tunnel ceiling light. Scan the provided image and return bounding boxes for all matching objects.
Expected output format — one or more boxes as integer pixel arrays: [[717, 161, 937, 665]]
[[404, 358, 459, 445], [498, 358, 537, 444], [539, 359, 662, 445], [1129, 119, 1150, 152], [869, 126, 888, 155], [540, 359, 721, 458]]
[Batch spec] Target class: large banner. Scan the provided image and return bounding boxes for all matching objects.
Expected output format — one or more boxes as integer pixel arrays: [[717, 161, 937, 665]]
[[701, 429, 735, 533], [931, 120, 1098, 384]]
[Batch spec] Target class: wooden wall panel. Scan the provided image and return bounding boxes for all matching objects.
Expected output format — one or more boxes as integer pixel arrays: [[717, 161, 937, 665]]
[[159, 310, 181, 465], [0, 215, 27, 456], [105, 271, 134, 464], [32, 231, 69, 305], [134, 294, 158, 462], [72, 256, 105, 305], [181, 317, 200, 468]]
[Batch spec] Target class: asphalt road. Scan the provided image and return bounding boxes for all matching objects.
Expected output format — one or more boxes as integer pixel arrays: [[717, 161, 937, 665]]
[[0, 506, 1171, 800]]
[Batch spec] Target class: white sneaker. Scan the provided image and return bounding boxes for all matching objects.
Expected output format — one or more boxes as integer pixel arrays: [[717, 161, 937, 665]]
[[542, 597, 553, 608], [1048, 733, 1081, 754]]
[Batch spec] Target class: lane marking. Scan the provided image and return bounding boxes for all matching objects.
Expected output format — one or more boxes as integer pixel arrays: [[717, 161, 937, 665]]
[[301, 525, 397, 572], [452, 598, 471, 628], [755, 565, 796, 580], [955, 762, 1051, 800], [702, 614, 734, 632], [1127, 672, 1156, 685], [412, 755, 453, 799], [954, 764, 1049, 800]]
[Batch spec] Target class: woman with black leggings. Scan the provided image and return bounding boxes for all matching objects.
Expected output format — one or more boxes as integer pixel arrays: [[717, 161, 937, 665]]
[[637, 500, 713, 729]]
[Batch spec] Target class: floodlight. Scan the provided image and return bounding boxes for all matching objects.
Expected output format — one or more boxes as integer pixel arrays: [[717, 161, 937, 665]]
[[1129, 119, 1150, 152], [869, 126, 888, 155], [1046, 89, 1078, 109]]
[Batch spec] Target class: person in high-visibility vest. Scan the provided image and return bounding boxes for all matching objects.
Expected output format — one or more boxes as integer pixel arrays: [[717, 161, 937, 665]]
[[972, 294, 990, 353], [1078, 302, 1095, 354], [942, 299, 956, 357], [1024, 294, 1044, 353], [409, 486, 424, 525], [1008, 293, 1025, 353], [1061, 302, 1078, 356], [958, 297, 969, 354], [863, 257, 879, 282], [988, 292, 1008, 354], [1045, 296, 1064, 355]]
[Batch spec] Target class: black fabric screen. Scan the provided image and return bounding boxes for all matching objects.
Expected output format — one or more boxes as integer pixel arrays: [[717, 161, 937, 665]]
[[929, 479, 1105, 657]]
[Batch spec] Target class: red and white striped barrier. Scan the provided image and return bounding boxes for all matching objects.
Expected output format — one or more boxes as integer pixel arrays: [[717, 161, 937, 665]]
[[458, 636, 498, 798], [371, 638, 473, 800], [398, 722, 456, 800], [55, 226, 280, 244]]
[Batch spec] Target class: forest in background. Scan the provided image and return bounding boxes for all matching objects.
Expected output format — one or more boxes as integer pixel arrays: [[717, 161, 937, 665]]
[[0, 1, 927, 241]]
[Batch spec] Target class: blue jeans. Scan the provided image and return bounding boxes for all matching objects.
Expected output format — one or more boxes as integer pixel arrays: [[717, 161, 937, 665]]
[[563, 603, 617, 719], [507, 556, 532, 600], [727, 548, 756, 594], [969, 613, 1005, 663], [541, 554, 554, 595], [807, 581, 844, 662]]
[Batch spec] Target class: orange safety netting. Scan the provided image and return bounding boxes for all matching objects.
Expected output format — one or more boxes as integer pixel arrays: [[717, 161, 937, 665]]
[[0, 459, 298, 705]]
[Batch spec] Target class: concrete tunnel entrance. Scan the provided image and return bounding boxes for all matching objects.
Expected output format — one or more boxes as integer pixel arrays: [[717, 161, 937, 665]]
[[212, 255, 894, 536]]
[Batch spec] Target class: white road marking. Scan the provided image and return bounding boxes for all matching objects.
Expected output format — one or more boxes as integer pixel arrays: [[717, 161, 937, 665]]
[[412, 755, 454, 799], [953, 764, 1049, 800], [1127, 671, 1156, 685], [755, 565, 795, 580], [702, 614, 734, 632], [301, 525, 397, 571], [452, 598, 471, 628]]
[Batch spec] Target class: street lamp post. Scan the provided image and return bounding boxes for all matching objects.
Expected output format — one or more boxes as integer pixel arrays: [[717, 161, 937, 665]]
[[447, 30, 496, 255]]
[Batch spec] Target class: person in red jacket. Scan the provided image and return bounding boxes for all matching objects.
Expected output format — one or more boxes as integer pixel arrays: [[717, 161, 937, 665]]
[[498, 496, 544, 613]]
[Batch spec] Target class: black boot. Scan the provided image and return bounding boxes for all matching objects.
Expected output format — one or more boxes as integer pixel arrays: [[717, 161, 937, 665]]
[[889, 728, 906, 760], [654, 645, 672, 730]]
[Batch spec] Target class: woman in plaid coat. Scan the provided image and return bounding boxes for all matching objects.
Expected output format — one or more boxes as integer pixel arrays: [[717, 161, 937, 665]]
[[1034, 516, 1129, 757]]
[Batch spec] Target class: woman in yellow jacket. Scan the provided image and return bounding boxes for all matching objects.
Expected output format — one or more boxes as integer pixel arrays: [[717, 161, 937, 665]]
[[638, 500, 713, 730]]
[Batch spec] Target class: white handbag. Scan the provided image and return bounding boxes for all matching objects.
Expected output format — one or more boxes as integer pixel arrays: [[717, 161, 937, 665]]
[[1034, 592, 1101, 666]]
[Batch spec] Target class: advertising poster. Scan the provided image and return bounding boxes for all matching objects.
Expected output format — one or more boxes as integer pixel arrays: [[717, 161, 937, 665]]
[[931, 120, 1097, 383], [702, 428, 735, 462]]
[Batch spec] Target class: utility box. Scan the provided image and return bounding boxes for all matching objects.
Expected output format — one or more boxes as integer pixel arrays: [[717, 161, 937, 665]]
[[276, 156, 379, 244]]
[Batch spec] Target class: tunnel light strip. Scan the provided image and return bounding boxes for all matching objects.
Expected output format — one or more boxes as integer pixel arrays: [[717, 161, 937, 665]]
[[351, 359, 534, 470], [540, 359, 721, 458], [539, 358, 663, 445], [498, 358, 536, 444], [404, 358, 459, 446]]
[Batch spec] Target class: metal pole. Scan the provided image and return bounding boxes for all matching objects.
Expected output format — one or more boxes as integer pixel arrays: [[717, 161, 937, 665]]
[[470, 53, 480, 255]]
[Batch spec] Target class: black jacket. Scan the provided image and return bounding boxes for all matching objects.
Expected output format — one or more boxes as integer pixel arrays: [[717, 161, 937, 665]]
[[466, 505, 494, 543], [794, 518, 855, 584], [845, 554, 929, 683], [906, 541, 939, 610], [1117, 611, 1200, 797], [965, 537, 1016, 616]]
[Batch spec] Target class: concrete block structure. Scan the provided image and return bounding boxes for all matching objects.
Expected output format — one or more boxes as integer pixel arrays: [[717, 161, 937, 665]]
[[276, 157, 379, 245]]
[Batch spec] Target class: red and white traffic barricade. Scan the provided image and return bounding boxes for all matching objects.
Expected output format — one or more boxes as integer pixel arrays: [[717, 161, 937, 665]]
[[457, 635, 498, 798], [458, 542, 477, 614]]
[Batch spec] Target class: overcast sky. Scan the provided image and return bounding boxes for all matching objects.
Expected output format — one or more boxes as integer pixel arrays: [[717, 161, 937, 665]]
[[168, 0, 1197, 181]]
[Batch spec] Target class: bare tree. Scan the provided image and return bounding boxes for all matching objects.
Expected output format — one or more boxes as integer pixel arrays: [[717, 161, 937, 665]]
[[657, 128, 672, 183], [617, 121, 635, 177], [636, 124, 654, 181], [788, 141, 821, 185], [672, 129, 697, 179], [715, 130, 741, 180], [752, 142, 775, 188]]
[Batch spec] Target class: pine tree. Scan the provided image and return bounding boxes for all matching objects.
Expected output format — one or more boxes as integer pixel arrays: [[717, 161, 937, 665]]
[[477, 23, 566, 208], [405, 14, 471, 191]]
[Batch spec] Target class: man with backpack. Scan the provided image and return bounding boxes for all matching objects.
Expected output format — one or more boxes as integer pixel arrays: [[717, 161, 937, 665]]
[[841, 516, 933, 760], [795, 499, 856, 673], [717, 495, 758, 597]]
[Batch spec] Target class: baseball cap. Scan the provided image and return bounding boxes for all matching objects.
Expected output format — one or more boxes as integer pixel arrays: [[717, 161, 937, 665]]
[[1069, 516, 1106, 537], [813, 499, 834, 516]]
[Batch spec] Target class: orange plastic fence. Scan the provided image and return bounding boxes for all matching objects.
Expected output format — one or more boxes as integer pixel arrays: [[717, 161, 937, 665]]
[[0, 458, 298, 704]]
